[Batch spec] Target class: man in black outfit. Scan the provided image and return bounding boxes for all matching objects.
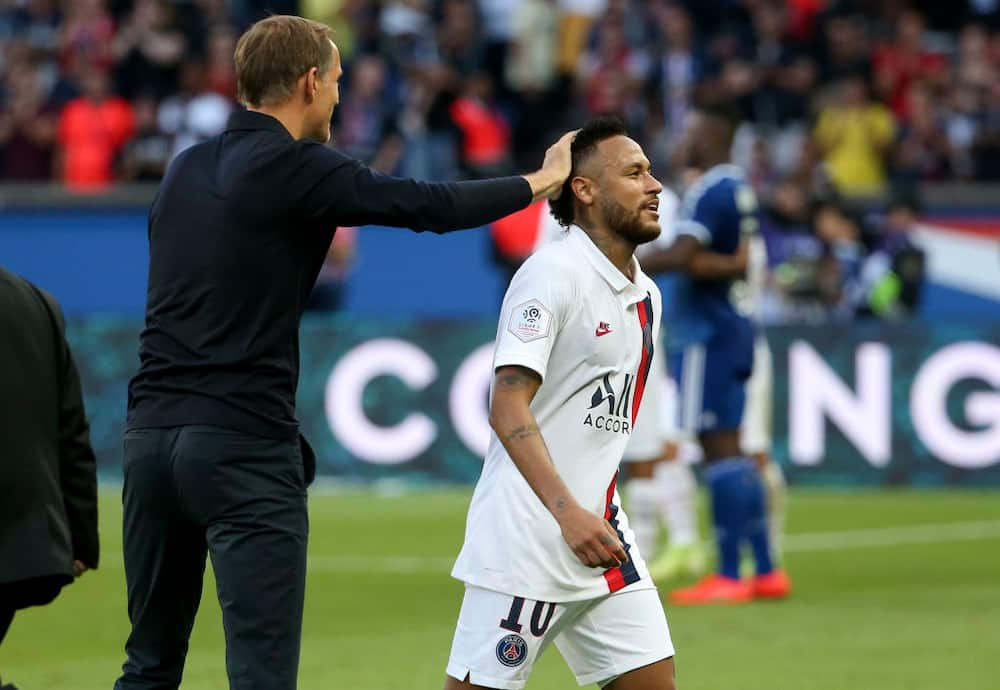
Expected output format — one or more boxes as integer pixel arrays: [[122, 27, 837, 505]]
[[115, 14, 573, 690], [0, 267, 99, 686]]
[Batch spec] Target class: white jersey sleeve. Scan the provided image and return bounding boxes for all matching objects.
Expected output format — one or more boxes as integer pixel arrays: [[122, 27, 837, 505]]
[[494, 258, 574, 381]]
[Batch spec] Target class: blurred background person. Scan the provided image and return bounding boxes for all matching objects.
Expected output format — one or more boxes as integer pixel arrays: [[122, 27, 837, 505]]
[[813, 74, 897, 200], [55, 68, 134, 191], [450, 71, 513, 178], [156, 58, 232, 161], [117, 93, 171, 182], [858, 193, 927, 319], [0, 60, 57, 181], [331, 52, 404, 172], [110, 0, 186, 101], [505, 0, 560, 170], [0, 267, 99, 684]]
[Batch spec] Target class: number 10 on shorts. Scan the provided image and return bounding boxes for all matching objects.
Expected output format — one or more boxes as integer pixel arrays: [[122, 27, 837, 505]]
[[499, 596, 557, 637]]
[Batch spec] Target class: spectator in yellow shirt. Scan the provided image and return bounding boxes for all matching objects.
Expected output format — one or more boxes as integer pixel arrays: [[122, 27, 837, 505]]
[[814, 74, 896, 198]]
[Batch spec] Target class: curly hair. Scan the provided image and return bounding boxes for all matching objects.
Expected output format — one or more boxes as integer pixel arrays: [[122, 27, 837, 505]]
[[548, 116, 629, 229]]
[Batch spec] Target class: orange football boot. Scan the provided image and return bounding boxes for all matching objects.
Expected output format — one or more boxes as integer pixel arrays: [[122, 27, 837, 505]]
[[751, 569, 792, 600], [668, 574, 753, 605]]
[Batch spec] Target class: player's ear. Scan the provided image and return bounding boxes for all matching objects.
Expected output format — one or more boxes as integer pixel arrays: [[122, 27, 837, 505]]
[[571, 176, 594, 206], [303, 67, 319, 103]]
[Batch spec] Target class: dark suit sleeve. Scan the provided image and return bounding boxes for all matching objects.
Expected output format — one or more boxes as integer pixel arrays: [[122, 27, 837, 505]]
[[48, 299, 100, 569], [294, 143, 533, 232]]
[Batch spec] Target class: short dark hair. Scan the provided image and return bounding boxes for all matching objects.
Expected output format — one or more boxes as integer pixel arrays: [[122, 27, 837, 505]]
[[549, 116, 629, 229], [235, 15, 335, 108], [696, 102, 741, 145]]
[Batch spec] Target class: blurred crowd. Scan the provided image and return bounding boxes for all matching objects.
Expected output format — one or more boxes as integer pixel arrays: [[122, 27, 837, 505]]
[[3, 0, 995, 320], [0, 0, 292, 187]]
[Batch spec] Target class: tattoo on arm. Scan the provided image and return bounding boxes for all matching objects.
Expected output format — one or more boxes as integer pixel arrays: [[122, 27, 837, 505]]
[[498, 374, 526, 387], [504, 424, 540, 443], [555, 497, 568, 513], [496, 369, 535, 388]]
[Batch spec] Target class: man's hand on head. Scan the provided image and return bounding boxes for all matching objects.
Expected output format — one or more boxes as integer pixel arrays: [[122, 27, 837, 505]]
[[524, 130, 578, 202]]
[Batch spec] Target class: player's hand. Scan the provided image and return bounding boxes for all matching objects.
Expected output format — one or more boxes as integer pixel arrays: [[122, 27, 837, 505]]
[[556, 504, 628, 569], [524, 129, 578, 202], [72, 560, 88, 577]]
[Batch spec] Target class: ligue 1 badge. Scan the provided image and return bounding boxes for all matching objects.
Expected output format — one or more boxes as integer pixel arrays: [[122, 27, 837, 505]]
[[495, 633, 528, 667], [508, 299, 551, 343]]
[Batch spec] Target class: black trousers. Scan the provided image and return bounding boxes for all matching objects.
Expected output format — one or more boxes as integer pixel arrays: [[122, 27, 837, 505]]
[[0, 608, 10, 647], [114, 426, 308, 690], [0, 574, 67, 647]]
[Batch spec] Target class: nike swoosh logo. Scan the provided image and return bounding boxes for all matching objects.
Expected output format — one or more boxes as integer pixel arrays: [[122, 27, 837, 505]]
[[596, 327, 612, 337]]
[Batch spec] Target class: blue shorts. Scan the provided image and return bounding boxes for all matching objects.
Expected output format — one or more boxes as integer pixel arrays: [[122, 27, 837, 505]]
[[669, 335, 753, 435]]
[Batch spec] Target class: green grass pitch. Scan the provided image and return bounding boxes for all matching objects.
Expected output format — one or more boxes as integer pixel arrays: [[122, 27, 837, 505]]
[[2, 488, 998, 689]]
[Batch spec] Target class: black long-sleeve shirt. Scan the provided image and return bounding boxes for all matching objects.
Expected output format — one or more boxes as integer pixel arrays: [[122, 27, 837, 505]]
[[127, 110, 532, 439]]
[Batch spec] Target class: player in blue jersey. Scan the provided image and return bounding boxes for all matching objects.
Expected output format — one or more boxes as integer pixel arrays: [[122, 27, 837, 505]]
[[641, 106, 791, 604]]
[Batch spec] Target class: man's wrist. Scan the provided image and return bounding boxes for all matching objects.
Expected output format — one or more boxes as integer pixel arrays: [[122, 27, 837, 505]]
[[523, 170, 560, 202], [550, 496, 583, 524]]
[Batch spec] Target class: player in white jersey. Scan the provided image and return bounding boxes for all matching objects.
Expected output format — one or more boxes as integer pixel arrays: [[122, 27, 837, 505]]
[[445, 117, 676, 690], [539, 171, 707, 581]]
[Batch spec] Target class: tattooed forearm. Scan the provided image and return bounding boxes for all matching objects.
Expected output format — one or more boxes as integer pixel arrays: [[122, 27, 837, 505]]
[[554, 497, 568, 513], [494, 366, 541, 391], [497, 372, 539, 391], [497, 372, 530, 387], [504, 424, 540, 443]]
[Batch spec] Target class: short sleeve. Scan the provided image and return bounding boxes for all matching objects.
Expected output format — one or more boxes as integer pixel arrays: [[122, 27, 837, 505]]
[[493, 256, 572, 381]]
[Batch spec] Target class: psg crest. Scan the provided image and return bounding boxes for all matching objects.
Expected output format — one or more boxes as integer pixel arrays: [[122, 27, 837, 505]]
[[495, 634, 528, 667]]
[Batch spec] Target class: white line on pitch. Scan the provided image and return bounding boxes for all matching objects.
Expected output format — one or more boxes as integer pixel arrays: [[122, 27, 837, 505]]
[[303, 519, 1000, 574], [781, 519, 1000, 552], [97, 519, 1000, 574]]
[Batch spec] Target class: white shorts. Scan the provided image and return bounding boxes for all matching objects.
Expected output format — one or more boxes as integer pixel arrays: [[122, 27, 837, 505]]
[[446, 584, 674, 690], [740, 336, 773, 456], [623, 348, 678, 462]]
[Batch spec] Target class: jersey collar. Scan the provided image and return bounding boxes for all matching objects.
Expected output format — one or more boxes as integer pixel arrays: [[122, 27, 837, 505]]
[[225, 109, 294, 139], [569, 225, 648, 305]]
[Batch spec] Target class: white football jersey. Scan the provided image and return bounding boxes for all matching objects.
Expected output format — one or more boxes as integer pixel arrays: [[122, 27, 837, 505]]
[[452, 225, 662, 602]]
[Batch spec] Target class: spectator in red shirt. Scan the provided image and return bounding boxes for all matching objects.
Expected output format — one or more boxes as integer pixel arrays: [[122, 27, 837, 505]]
[[56, 69, 134, 191], [450, 72, 512, 177], [873, 9, 947, 120]]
